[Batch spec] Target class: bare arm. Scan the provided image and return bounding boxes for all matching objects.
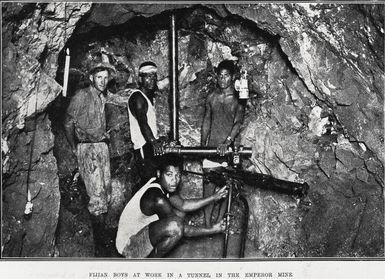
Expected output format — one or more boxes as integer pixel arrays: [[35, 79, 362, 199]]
[[184, 219, 226, 237], [169, 186, 228, 213], [201, 94, 213, 146], [140, 187, 175, 219], [228, 100, 246, 141], [217, 99, 246, 156]]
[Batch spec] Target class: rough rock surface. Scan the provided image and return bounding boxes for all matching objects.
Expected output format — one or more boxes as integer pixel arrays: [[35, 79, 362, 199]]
[[228, 4, 384, 165], [2, 3, 92, 256], [2, 3, 383, 258], [2, 113, 60, 257]]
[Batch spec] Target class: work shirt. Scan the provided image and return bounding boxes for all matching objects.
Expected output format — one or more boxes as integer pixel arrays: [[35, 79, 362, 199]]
[[127, 89, 158, 150], [65, 86, 108, 143]]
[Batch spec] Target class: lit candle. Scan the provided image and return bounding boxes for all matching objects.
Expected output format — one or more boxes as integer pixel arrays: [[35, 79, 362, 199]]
[[62, 48, 70, 97]]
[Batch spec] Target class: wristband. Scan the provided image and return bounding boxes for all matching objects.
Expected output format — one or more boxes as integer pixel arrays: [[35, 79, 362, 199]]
[[226, 136, 233, 143]]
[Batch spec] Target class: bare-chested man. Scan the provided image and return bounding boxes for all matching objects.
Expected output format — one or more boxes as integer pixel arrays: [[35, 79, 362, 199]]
[[201, 60, 246, 227], [116, 155, 228, 258]]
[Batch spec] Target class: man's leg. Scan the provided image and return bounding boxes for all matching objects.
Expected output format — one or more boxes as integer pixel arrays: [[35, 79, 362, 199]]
[[203, 180, 216, 228], [77, 143, 109, 216], [148, 216, 184, 258], [134, 143, 158, 187], [142, 143, 158, 181], [121, 226, 154, 258], [99, 143, 112, 203]]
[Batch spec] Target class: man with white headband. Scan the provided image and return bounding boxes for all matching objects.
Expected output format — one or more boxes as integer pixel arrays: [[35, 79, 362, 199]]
[[128, 61, 164, 183]]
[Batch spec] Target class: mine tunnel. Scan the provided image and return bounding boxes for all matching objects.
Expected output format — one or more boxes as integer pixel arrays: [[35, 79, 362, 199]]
[[2, 3, 384, 258]]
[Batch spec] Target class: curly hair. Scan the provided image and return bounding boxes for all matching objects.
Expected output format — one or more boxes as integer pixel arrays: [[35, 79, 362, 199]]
[[157, 154, 183, 173], [216, 60, 236, 76]]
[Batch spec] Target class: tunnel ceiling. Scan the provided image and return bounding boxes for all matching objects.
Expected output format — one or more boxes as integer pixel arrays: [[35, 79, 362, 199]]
[[63, 4, 278, 91], [74, 4, 227, 34]]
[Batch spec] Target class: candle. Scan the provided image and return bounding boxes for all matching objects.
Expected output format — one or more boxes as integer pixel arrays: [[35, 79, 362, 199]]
[[62, 48, 70, 97]]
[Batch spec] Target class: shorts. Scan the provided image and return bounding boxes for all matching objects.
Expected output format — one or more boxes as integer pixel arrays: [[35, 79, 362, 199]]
[[122, 225, 153, 258]]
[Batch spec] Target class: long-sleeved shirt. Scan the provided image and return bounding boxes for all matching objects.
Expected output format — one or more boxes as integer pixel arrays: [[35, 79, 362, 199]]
[[65, 86, 107, 143]]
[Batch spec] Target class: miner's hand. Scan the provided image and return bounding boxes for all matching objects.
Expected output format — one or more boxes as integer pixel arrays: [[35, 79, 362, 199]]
[[217, 143, 228, 156], [213, 185, 228, 201], [217, 137, 232, 156], [152, 139, 165, 156], [212, 218, 226, 233]]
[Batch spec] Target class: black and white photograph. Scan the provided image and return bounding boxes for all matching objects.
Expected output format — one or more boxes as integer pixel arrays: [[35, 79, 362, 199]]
[[1, 0, 384, 277]]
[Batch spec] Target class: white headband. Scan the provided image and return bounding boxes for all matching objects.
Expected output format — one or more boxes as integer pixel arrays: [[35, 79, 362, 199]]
[[139, 65, 157, 74]]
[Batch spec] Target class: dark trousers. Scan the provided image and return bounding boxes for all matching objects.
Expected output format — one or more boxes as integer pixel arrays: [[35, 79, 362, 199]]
[[134, 143, 159, 185]]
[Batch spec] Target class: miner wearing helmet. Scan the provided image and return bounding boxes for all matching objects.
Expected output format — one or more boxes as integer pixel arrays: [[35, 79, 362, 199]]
[[64, 57, 116, 217]]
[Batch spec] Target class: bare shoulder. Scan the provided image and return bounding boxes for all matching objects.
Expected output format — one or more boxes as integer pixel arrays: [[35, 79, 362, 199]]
[[129, 90, 145, 102], [128, 90, 147, 110], [206, 91, 217, 104], [168, 193, 183, 204], [142, 187, 164, 201], [140, 187, 169, 215]]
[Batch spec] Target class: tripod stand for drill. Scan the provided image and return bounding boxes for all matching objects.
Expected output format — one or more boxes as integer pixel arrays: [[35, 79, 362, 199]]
[[162, 144, 309, 258], [208, 174, 249, 258]]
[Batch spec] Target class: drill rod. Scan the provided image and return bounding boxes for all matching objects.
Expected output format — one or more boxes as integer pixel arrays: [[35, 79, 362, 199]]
[[222, 181, 233, 258], [163, 146, 252, 156]]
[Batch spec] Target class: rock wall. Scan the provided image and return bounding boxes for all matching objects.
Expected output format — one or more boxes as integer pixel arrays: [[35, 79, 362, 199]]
[[2, 3, 92, 257], [226, 3, 384, 256], [229, 4, 384, 165], [2, 3, 383, 257]]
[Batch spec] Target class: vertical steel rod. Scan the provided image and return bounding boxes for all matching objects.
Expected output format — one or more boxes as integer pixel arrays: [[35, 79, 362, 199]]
[[170, 13, 179, 142], [239, 194, 249, 258], [222, 182, 233, 258]]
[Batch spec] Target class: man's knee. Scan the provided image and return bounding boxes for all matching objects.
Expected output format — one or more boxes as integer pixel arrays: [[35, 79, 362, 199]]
[[166, 217, 184, 239]]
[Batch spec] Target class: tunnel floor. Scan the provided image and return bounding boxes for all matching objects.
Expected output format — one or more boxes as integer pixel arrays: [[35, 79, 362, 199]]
[[90, 216, 252, 258], [168, 233, 252, 258], [92, 225, 252, 258]]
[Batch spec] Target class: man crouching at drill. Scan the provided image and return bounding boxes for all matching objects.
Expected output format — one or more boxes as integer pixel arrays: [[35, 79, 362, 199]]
[[116, 154, 228, 258]]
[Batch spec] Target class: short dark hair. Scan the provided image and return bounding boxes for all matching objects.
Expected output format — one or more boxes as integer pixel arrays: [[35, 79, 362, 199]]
[[216, 60, 236, 76], [157, 154, 183, 173]]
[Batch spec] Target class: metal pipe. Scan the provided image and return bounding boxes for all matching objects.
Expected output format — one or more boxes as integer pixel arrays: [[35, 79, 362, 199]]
[[222, 181, 233, 258], [170, 13, 179, 142], [239, 194, 249, 258], [163, 146, 252, 156]]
